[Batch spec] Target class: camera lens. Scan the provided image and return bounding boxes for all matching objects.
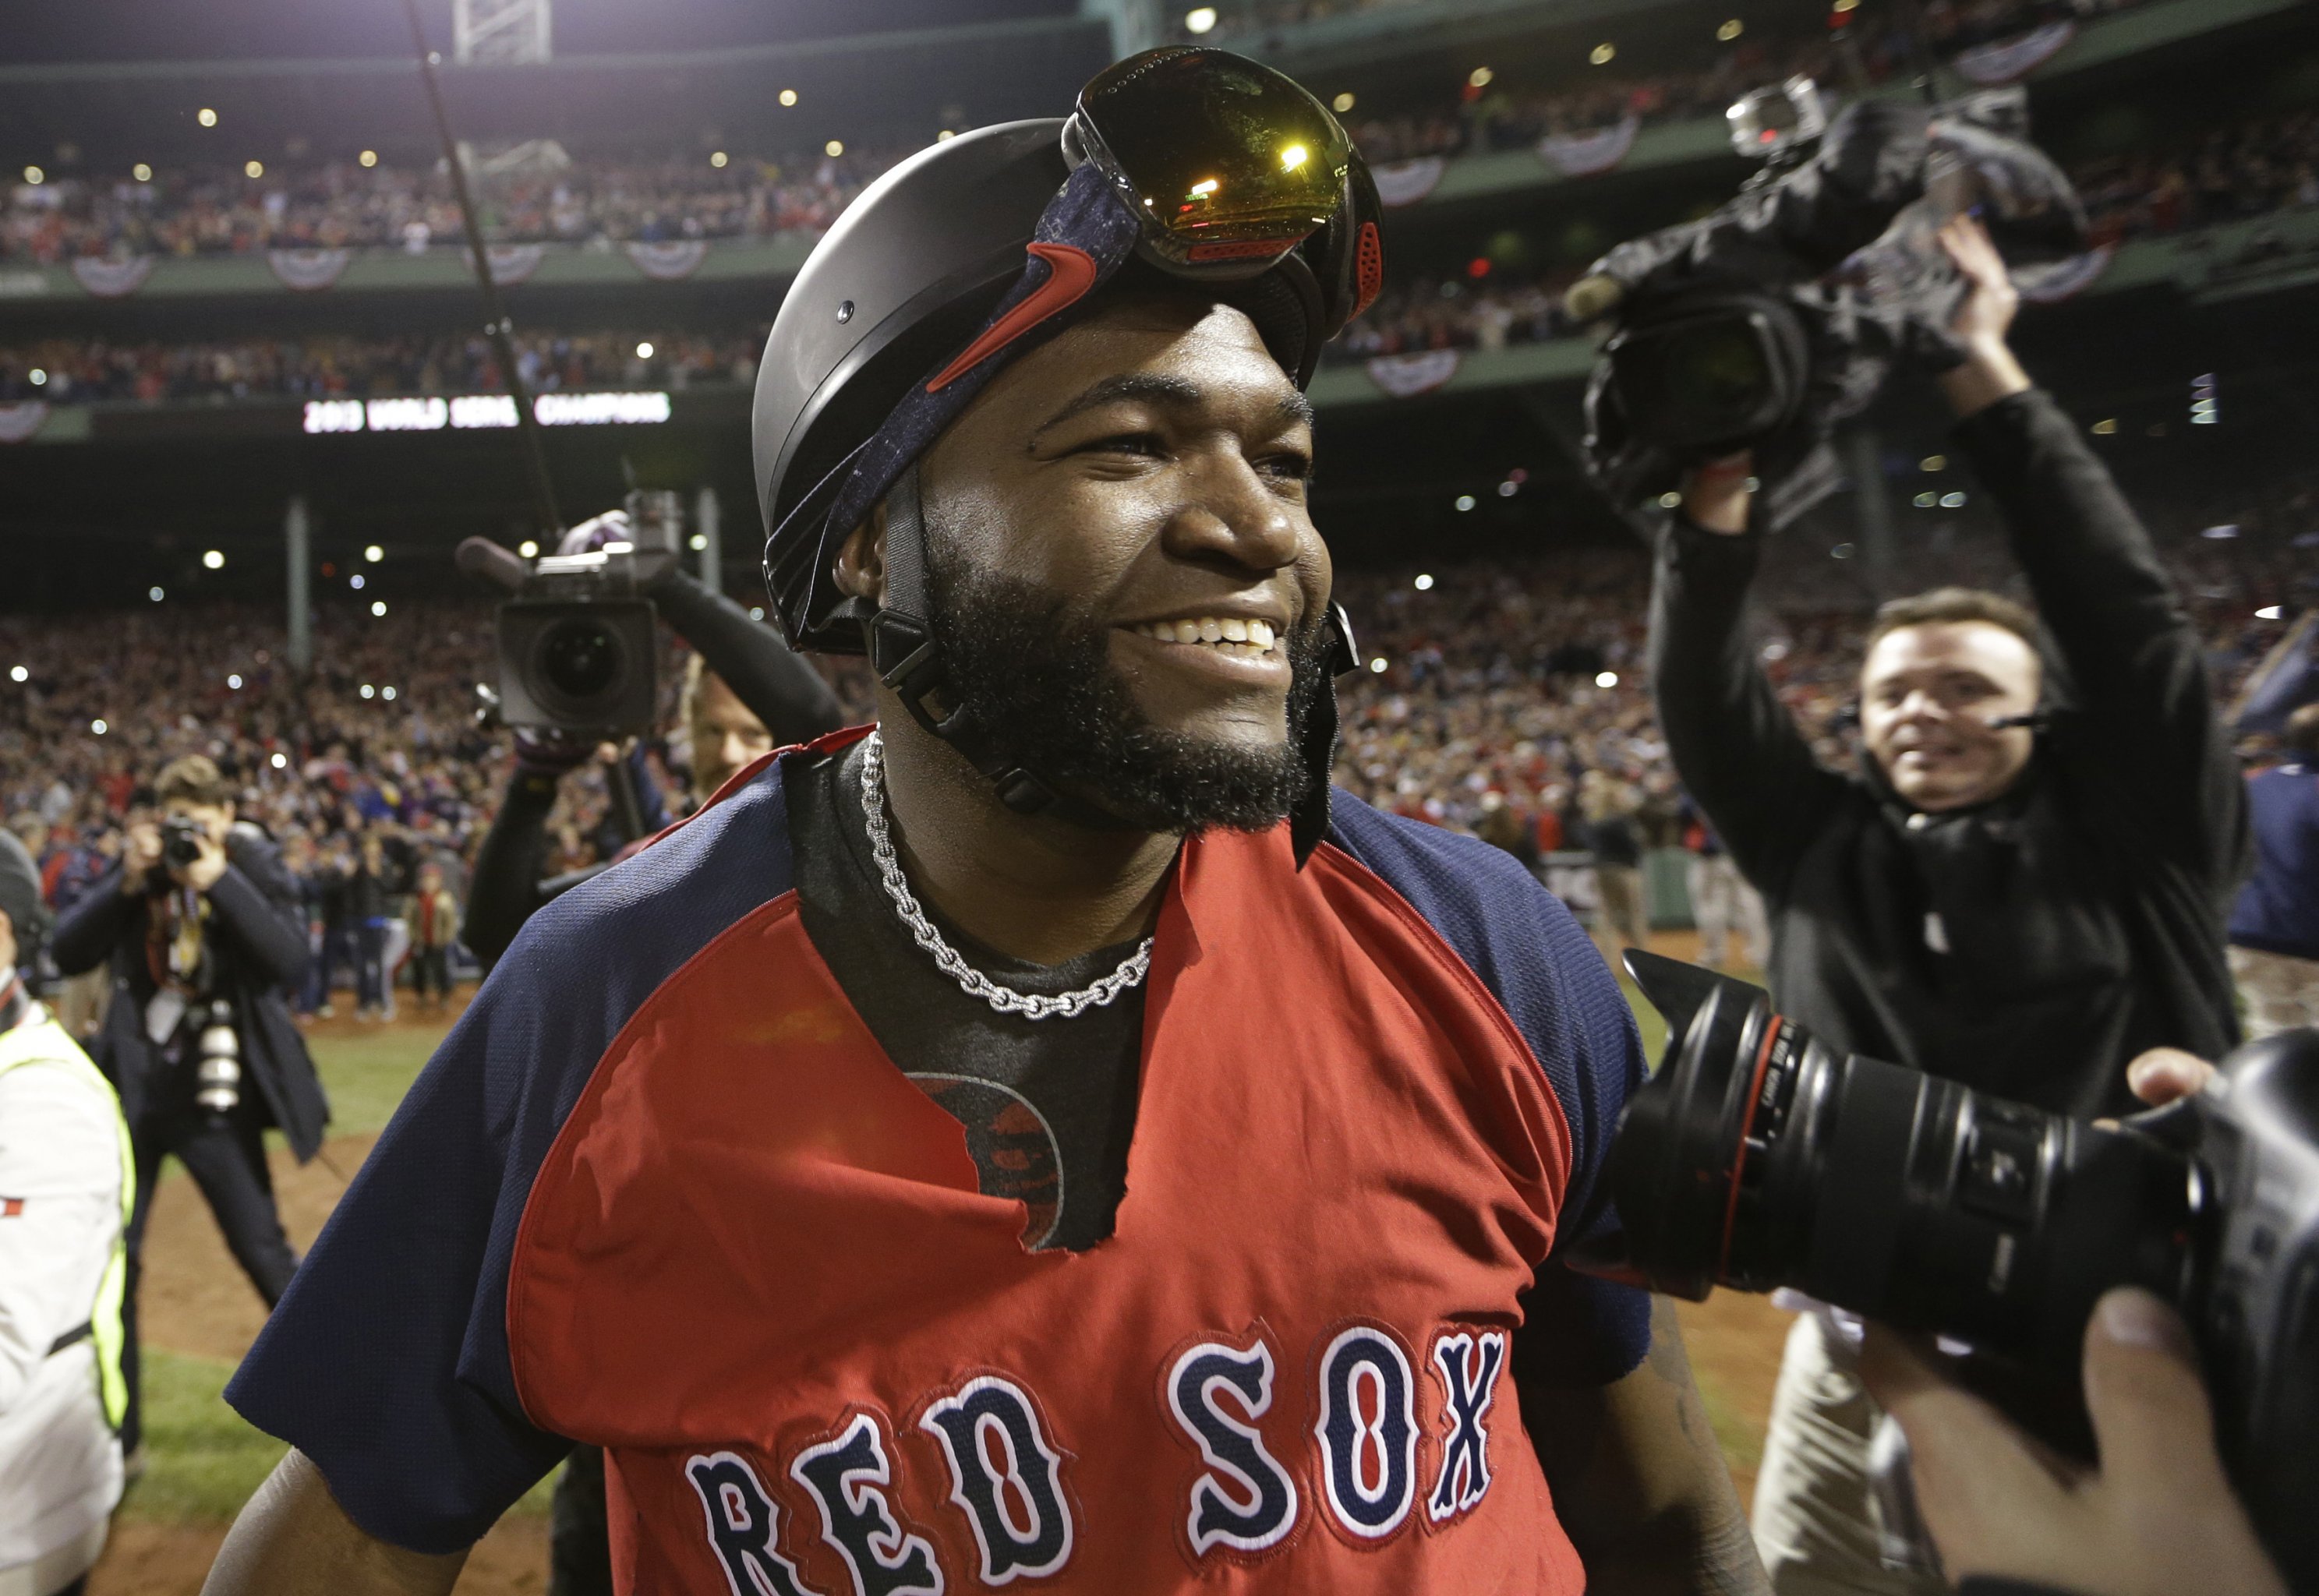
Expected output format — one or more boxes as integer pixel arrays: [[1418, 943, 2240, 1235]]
[[536, 617, 625, 704], [1602, 952, 2199, 1375]]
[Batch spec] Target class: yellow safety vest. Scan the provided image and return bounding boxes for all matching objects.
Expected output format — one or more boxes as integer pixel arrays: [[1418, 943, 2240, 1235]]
[[0, 1009, 135, 1431]]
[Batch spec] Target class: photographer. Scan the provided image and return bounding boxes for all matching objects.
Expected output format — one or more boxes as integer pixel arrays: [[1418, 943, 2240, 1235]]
[[462, 516, 846, 966], [1649, 217, 2247, 1593], [51, 755, 326, 1454]]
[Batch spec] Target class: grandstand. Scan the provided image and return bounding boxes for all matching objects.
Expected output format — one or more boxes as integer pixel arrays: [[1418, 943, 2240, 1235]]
[[2, 0, 2316, 1590]]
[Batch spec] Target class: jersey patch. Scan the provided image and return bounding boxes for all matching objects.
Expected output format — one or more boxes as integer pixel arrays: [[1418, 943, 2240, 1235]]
[[916, 1374, 1075, 1586], [1426, 1329, 1508, 1524], [1164, 1333, 1303, 1561], [685, 1451, 825, 1596], [1312, 1324, 1420, 1545], [788, 1412, 946, 1596]]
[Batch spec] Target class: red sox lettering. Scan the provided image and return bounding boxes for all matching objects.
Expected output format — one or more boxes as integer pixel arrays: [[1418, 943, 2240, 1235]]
[[681, 1317, 1510, 1592]]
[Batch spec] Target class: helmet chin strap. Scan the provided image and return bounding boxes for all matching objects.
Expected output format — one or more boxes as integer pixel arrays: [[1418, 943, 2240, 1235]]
[[854, 462, 1356, 867]]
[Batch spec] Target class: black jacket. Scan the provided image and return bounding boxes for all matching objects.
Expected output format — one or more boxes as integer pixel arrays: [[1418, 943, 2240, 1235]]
[[1649, 389, 2249, 1120], [53, 828, 331, 1160]]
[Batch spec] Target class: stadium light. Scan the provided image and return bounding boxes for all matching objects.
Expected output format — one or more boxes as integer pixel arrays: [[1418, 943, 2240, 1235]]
[[1659, 491, 1682, 509], [1719, 18, 1745, 40], [636, 341, 655, 358], [2257, 606, 2285, 620], [364, 544, 384, 563], [228, 674, 243, 690], [825, 139, 845, 158], [1939, 492, 1966, 508], [7, 666, 24, 683], [1184, 7, 1218, 34], [710, 150, 729, 168], [1590, 42, 1616, 64], [1333, 92, 1355, 114], [372, 601, 388, 616], [689, 533, 709, 551], [245, 160, 264, 178], [359, 150, 379, 168], [2091, 418, 2119, 435], [779, 89, 798, 107], [1368, 657, 1388, 674], [23, 166, 43, 185], [133, 163, 153, 182], [360, 684, 376, 699], [1921, 454, 1946, 471], [937, 130, 956, 141], [203, 549, 225, 570], [1497, 480, 1517, 496], [1596, 672, 1619, 688], [383, 686, 398, 701], [27, 369, 44, 386], [149, 587, 164, 602], [2202, 524, 2240, 540], [1414, 573, 1434, 591], [90, 719, 108, 736], [350, 573, 366, 590], [197, 108, 219, 127], [271, 752, 288, 768], [1468, 67, 1494, 89], [1454, 494, 1476, 511], [749, 606, 765, 620], [1914, 492, 1936, 508], [519, 540, 540, 558]]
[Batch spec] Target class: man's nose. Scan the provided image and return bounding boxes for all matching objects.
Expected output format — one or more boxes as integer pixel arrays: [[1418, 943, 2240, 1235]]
[[1161, 450, 1303, 574]]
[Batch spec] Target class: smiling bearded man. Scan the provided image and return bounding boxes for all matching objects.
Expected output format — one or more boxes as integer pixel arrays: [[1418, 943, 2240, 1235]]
[[206, 49, 1764, 1596]]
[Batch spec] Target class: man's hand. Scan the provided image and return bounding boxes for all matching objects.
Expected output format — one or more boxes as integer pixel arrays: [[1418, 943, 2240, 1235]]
[[1680, 453, 1755, 538], [1861, 1288, 2286, 1596], [1935, 214, 2033, 420], [121, 820, 163, 894], [173, 826, 230, 894]]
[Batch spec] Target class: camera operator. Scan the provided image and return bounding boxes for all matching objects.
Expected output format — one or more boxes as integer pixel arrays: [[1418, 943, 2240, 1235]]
[[2225, 702, 2319, 1039], [1858, 1048, 2290, 1596], [50, 755, 326, 1455], [1649, 217, 2247, 1594], [0, 829, 133, 1596], [462, 514, 847, 966]]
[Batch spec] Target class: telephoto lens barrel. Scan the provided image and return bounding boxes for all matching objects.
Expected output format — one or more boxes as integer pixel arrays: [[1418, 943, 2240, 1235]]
[[194, 999, 242, 1116], [1601, 952, 2198, 1381]]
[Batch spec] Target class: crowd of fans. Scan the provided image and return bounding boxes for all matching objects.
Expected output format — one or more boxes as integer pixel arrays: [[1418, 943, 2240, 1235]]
[[0, 0, 2169, 267], [0, 147, 900, 264], [3, 474, 2303, 1008], [9, 96, 2306, 405], [0, 325, 765, 404]]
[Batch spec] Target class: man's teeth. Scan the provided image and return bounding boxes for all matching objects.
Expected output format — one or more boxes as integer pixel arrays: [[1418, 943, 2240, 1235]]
[[1132, 617, 1278, 656]]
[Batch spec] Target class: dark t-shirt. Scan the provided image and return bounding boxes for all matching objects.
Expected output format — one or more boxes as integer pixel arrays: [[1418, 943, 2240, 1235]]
[[787, 742, 1145, 1252]]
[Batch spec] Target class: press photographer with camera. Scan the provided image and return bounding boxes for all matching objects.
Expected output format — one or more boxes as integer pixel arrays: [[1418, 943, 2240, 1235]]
[[1646, 214, 2249, 1594], [51, 755, 327, 1455]]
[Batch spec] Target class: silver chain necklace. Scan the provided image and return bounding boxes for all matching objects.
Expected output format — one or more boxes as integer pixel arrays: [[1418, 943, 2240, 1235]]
[[857, 732, 1153, 1021]]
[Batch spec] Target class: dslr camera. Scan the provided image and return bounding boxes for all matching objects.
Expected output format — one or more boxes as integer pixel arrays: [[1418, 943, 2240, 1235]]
[[458, 490, 683, 738], [161, 815, 209, 871], [1568, 81, 2087, 528], [1589, 952, 2319, 1589]]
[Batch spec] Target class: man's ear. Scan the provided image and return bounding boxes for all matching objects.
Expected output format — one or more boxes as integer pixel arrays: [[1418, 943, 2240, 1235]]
[[832, 502, 890, 609]]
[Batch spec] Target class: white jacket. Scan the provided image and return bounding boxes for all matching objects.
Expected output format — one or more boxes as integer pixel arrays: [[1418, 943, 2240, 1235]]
[[0, 1008, 126, 1594]]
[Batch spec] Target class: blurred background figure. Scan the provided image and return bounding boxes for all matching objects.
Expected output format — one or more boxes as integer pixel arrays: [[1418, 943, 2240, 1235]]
[[1578, 768, 1649, 966], [1681, 797, 1769, 972], [405, 860, 461, 1016], [2227, 702, 2319, 1039]]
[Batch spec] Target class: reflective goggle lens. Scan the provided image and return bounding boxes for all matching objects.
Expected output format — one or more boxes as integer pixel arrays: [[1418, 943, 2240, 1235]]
[[1077, 48, 1352, 267]]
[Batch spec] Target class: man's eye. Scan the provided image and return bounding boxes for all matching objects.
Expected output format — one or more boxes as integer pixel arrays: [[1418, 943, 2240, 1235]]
[[1080, 432, 1163, 457], [1258, 451, 1314, 482]]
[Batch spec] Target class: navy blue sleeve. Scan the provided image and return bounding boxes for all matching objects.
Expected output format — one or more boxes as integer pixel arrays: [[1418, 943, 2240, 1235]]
[[225, 763, 797, 1554], [1327, 790, 1654, 1384]]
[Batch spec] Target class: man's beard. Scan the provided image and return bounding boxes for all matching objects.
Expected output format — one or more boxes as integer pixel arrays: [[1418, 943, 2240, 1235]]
[[923, 550, 1327, 835]]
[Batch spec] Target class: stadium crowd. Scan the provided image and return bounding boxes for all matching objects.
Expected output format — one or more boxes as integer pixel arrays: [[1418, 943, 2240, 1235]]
[[9, 103, 2309, 405], [1, 146, 899, 264], [2, 490, 2303, 1012], [0, 325, 765, 404], [0, 0, 2173, 267]]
